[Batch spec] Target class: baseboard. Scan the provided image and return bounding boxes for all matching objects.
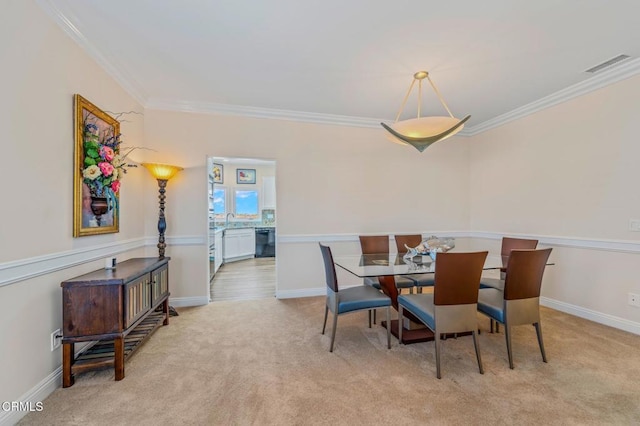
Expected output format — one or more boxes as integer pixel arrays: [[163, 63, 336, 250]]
[[169, 296, 210, 307], [541, 296, 640, 336], [0, 366, 60, 426]]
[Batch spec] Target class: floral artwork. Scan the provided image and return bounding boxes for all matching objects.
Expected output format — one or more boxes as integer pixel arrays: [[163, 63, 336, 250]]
[[73, 95, 124, 237]]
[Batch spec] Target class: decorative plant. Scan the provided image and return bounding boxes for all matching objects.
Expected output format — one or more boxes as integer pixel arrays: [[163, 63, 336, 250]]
[[81, 121, 138, 210]]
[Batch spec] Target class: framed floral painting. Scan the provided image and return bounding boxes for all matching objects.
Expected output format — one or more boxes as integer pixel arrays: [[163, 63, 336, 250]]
[[73, 94, 122, 237], [212, 163, 223, 184]]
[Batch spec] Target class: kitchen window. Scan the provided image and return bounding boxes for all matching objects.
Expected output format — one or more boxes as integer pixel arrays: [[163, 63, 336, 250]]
[[212, 187, 226, 220], [234, 189, 259, 220]]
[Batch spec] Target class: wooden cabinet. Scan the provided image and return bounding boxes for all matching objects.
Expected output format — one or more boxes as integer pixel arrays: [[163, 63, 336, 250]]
[[60, 257, 170, 387], [223, 228, 255, 262]]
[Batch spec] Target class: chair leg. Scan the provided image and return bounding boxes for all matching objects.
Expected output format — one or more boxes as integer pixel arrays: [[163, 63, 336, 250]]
[[329, 312, 338, 352], [490, 319, 494, 333], [505, 325, 514, 369], [534, 322, 548, 363], [322, 305, 328, 334], [368, 310, 372, 328], [435, 332, 442, 379], [386, 306, 391, 349], [398, 305, 403, 344], [373, 309, 377, 324], [472, 330, 484, 374]]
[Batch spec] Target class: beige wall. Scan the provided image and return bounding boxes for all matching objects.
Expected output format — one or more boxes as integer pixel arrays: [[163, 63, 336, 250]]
[[469, 74, 640, 324], [0, 1, 148, 407], [3, 0, 640, 419], [143, 109, 472, 298]]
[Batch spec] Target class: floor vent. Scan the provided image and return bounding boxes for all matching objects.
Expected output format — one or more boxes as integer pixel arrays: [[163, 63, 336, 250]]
[[584, 54, 631, 73]]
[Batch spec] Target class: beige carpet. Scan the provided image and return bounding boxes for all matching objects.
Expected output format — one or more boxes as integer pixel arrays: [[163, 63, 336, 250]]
[[19, 297, 640, 425]]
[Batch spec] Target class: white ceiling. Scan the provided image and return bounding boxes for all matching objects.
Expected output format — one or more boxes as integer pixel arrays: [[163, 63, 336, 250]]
[[38, 0, 640, 135]]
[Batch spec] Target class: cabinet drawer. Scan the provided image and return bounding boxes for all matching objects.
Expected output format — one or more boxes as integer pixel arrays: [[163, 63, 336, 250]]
[[124, 274, 151, 328]]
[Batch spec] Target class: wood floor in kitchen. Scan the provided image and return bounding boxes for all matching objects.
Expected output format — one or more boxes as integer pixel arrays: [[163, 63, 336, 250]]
[[210, 257, 276, 302]]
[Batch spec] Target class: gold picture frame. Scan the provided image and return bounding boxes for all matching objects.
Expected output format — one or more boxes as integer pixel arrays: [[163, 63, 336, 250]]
[[73, 94, 121, 237]]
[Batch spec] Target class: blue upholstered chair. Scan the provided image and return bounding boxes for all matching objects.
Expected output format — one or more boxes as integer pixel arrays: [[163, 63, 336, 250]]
[[477, 248, 552, 369], [480, 237, 538, 291], [398, 251, 488, 379], [319, 243, 392, 352], [359, 235, 416, 292], [394, 234, 435, 293], [480, 237, 538, 333]]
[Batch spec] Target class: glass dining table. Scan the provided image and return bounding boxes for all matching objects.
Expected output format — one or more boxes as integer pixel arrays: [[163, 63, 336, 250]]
[[333, 252, 508, 279], [332, 252, 511, 344]]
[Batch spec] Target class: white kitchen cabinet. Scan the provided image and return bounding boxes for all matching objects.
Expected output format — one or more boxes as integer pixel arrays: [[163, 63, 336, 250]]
[[214, 229, 224, 272], [262, 176, 276, 208], [223, 228, 255, 262]]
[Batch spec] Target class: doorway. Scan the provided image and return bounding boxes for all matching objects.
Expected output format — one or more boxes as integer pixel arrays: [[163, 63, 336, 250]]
[[207, 156, 277, 302]]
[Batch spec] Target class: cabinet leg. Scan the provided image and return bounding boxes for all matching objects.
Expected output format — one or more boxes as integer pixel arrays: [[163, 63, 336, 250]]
[[62, 343, 74, 388], [163, 298, 170, 325], [114, 337, 125, 381]]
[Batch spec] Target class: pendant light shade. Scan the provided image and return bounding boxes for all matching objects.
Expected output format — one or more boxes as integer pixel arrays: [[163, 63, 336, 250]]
[[381, 71, 470, 153]]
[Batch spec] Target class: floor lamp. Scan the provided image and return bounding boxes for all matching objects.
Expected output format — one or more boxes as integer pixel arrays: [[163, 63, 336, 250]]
[[142, 162, 183, 316], [141, 163, 184, 258]]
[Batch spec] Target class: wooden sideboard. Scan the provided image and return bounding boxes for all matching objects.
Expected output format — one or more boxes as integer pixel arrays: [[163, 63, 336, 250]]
[[61, 257, 170, 387]]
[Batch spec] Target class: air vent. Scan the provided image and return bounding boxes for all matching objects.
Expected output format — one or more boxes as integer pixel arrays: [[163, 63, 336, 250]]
[[584, 54, 631, 73]]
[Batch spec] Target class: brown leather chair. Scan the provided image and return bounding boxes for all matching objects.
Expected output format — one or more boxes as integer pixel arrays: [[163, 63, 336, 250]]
[[480, 237, 538, 290], [480, 237, 539, 332], [477, 248, 552, 369], [398, 251, 488, 379], [319, 244, 391, 352], [359, 235, 416, 293], [394, 234, 435, 293]]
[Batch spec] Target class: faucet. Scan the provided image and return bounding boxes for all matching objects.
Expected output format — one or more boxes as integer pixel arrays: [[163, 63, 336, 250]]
[[225, 212, 235, 227]]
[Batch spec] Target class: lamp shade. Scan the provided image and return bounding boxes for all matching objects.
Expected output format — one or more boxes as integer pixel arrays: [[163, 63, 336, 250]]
[[381, 71, 470, 152], [142, 163, 183, 181]]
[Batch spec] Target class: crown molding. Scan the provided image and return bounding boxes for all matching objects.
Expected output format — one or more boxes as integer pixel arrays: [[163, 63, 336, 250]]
[[37, 0, 640, 135], [464, 57, 640, 135], [36, 0, 148, 106], [145, 98, 384, 129]]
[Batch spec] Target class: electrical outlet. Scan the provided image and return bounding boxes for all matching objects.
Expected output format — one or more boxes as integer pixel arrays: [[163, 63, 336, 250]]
[[629, 293, 640, 307], [50, 329, 62, 351], [630, 220, 640, 232]]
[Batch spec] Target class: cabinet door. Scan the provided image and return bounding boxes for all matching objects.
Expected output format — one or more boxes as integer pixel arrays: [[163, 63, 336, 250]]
[[262, 176, 276, 208], [151, 264, 169, 308], [214, 232, 223, 272], [124, 274, 151, 328], [238, 232, 256, 257], [223, 233, 240, 260]]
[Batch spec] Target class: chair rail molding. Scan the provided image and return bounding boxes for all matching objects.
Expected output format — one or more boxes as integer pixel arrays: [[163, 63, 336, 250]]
[[277, 231, 640, 253]]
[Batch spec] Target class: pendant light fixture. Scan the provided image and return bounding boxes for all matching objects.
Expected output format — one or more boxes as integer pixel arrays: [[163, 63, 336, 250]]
[[381, 71, 470, 152]]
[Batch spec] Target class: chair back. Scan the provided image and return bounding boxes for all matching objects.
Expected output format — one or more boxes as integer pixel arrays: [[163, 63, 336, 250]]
[[501, 237, 538, 256], [319, 243, 339, 293], [503, 248, 552, 300], [359, 235, 389, 255], [434, 251, 488, 306], [394, 234, 422, 253]]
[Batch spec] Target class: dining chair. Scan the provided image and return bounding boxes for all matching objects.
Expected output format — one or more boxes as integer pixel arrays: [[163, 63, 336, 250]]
[[480, 237, 538, 333], [477, 248, 552, 369], [394, 234, 435, 293], [359, 235, 415, 293], [480, 237, 538, 290], [319, 243, 392, 352], [398, 251, 488, 379]]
